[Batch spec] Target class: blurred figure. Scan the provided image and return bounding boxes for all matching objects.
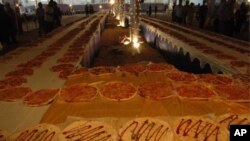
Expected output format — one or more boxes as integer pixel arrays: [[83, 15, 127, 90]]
[[187, 2, 195, 25], [175, 3, 183, 24], [182, 0, 190, 24], [235, 2, 248, 33], [148, 5, 152, 16], [36, 2, 45, 36], [0, 3, 11, 48], [154, 5, 157, 17], [15, 5, 23, 35], [198, 0, 208, 28], [172, 2, 177, 22], [85, 4, 89, 16], [44, 0, 54, 33], [5, 2, 18, 43], [53, 1, 62, 28], [217, 0, 234, 36]]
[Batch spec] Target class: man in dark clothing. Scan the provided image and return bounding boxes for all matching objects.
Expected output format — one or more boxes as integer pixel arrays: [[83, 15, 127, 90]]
[[53, 2, 62, 28], [36, 2, 45, 36], [154, 5, 157, 17], [85, 4, 89, 16], [198, 0, 208, 28], [148, 5, 152, 16], [0, 3, 11, 47], [5, 2, 18, 43], [172, 2, 176, 22]]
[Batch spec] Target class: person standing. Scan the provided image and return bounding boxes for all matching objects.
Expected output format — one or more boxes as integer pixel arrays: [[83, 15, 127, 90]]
[[85, 4, 89, 16], [148, 5, 152, 16], [0, 3, 11, 48], [44, 0, 54, 33], [154, 5, 157, 17], [187, 2, 195, 25], [53, 1, 62, 28], [182, 0, 190, 24], [198, 0, 208, 28], [171, 2, 177, 22], [36, 2, 45, 36], [175, 3, 183, 24], [5, 2, 18, 43]]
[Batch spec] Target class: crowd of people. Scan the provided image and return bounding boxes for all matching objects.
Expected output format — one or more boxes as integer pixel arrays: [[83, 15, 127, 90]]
[[36, 0, 62, 37], [171, 0, 248, 37]]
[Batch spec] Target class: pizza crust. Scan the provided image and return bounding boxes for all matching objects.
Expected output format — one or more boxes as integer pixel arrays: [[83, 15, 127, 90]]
[[173, 116, 229, 141], [8, 123, 60, 141], [118, 117, 173, 141], [59, 120, 117, 141], [99, 81, 137, 101]]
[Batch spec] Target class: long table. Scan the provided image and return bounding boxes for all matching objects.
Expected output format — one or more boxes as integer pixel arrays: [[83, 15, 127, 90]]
[[139, 16, 249, 75], [0, 11, 108, 132]]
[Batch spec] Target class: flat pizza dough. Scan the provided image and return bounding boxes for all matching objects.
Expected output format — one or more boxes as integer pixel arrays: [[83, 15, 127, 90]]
[[100, 81, 137, 101], [138, 81, 175, 100], [60, 83, 97, 102], [59, 120, 117, 141], [173, 116, 228, 141], [217, 113, 250, 130], [8, 123, 60, 141], [0, 87, 32, 102], [23, 89, 59, 106], [118, 117, 173, 141], [89, 66, 116, 76], [176, 83, 216, 100]]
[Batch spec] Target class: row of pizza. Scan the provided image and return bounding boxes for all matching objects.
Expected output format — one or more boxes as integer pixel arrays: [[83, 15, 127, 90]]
[[0, 14, 104, 90], [50, 15, 105, 79], [140, 18, 250, 75], [0, 113, 249, 141], [0, 73, 249, 106]]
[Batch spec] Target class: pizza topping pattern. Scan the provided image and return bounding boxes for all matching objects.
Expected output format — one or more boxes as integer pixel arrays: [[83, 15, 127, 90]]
[[0, 87, 32, 102], [60, 84, 97, 102], [166, 71, 197, 82], [147, 63, 174, 72], [100, 81, 137, 101], [23, 89, 59, 106], [118, 63, 147, 74], [60, 120, 117, 141], [89, 66, 116, 75], [199, 74, 233, 85], [9, 124, 60, 141], [119, 117, 173, 141], [176, 84, 216, 100], [174, 117, 228, 141], [218, 113, 250, 130], [138, 81, 175, 100]]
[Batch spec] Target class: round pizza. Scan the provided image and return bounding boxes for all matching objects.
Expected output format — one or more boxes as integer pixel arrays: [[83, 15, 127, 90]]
[[5, 68, 33, 77], [118, 63, 147, 74], [60, 83, 97, 102], [100, 81, 137, 101], [217, 113, 250, 130], [59, 69, 74, 79], [8, 123, 60, 141], [118, 117, 173, 141], [71, 67, 88, 75], [173, 116, 228, 141], [147, 63, 174, 72], [199, 74, 233, 85], [213, 84, 250, 102], [89, 66, 116, 76], [23, 88, 59, 106], [59, 120, 117, 141], [166, 71, 197, 82], [230, 60, 249, 68], [0, 129, 9, 141], [138, 81, 175, 100], [176, 83, 216, 100], [4, 76, 27, 87], [51, 64, 74, 72], [57, 57, 79, 63], [0, 87, 32, 102]]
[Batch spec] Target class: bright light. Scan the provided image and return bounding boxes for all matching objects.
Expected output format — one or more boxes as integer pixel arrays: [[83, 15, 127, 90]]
[[132, 36, 138, 44], [99, 5, 102, 9], [110, 0, 115, 5], [69, 4, 72, 7], [116, 15, 120, 20], [15, 4, 19, 7], [133, 42, 140, 48], [124, 40, 130, 45]]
